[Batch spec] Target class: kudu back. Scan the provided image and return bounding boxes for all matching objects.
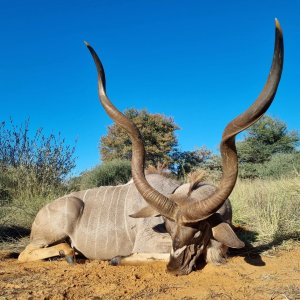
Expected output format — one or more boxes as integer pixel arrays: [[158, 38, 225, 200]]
[[19, 20, 283, 275]]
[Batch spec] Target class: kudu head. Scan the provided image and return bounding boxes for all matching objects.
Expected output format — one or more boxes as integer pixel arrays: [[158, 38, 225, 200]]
[[85, 19, 283, 275]]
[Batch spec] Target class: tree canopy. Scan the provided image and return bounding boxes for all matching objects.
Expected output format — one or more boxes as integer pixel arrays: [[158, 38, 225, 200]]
[[237, 116, 299, 164], [100, 109, 179, 166], [100, 113, 300, 180], [236, 116, 299, 179], [170, 147, 215, 178]]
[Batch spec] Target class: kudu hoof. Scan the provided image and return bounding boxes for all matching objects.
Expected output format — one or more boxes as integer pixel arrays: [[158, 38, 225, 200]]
[[109, 256, 122, 266], [59, 250, 76, 265]]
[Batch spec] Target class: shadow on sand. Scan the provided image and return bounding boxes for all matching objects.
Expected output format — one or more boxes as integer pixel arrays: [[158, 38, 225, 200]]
[[0, 225, 30, 242], [0, 225, 31, 258], [228, 226, 299, 267]]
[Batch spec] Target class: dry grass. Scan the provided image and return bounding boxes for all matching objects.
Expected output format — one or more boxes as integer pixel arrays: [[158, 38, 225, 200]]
[[230, 177, 300, 246], [1, 193, 56, 229]]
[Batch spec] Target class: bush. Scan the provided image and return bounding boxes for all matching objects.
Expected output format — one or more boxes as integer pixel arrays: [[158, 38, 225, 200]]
[[0, 166, 72, 228], [80, 159, 131, 189], [0, 193, 55, 228], [0, 119, 76, 228], [256, 152, 300, 179], [0, 119, 76, 192], [238, 163, 260, 179], [239, 152, 300, 179], [230, 177, 300, 245], [0, 171, 14, 204], [237, 115, 299, 164]]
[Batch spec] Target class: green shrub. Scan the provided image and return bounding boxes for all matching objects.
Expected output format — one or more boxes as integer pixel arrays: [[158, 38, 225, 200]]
[[256, 152, 300, 179], [236, 115, 299, 164], [0, 119, 76, 192], [0, 119, 76, 228], [1, 194, 55, 228], [238, 162, 260, 179], [80, 159, 131, 189], [239, 152, 300, 179], [0, 171, 14, 204]]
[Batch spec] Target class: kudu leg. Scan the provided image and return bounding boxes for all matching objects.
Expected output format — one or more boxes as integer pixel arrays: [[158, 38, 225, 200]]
[[110, 253, 170, 266], [18, 242, 75, 263]]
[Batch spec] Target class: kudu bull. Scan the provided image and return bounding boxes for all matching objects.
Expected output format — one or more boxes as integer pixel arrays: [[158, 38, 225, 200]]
[[19, 20, 283, 275]]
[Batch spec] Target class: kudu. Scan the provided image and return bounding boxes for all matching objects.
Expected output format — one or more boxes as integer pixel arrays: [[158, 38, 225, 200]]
[[19, 20, 283, 275]]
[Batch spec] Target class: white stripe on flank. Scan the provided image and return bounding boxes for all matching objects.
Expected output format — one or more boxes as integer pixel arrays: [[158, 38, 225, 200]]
[[64, 197, 68, 231], [104, 187, 117, 254], [114, 186, 123, 252], [82, 189, 90, 202], [123, 184, 134, 246], [46, 204, 52, 236], [83, 190, 93, 250], [93, 187, 105, 258]]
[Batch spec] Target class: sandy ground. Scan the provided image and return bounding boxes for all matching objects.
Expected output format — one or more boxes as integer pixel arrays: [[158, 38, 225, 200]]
[[0, 246, 300, 300]]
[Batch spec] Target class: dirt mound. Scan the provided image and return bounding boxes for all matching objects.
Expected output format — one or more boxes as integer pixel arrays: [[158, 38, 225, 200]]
[[1, 246, 300, 300]]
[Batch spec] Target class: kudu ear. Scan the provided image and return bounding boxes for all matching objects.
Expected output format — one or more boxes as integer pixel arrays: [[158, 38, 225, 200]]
[[129, 205, 161, 218], [212, 222, 245, 249], [152, 223, 168, 233], [207, 213, 244, 249]]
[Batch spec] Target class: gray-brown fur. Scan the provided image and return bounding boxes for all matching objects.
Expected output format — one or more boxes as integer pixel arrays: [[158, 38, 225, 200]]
[[28, 174, 178, 260], [25, 173, 235, 273]]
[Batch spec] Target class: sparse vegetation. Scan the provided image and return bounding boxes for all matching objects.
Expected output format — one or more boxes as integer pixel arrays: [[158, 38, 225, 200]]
[[79, 159, 132, 189], [0, 119, 76, 230], [230, 177, 300, 246]]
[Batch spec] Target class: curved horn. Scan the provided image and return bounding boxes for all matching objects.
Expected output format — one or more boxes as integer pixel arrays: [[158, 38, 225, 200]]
[[85, 42, 178, 221], [85, 19, 283, 224], [179, 19, 284, 222]]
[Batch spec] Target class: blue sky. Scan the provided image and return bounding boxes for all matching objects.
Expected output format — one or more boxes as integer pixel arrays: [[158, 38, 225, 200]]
[[1, 0, 299, 175]]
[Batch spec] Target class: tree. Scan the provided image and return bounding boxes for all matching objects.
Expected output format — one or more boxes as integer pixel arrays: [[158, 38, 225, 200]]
[[100, 109, 179, 166], [237, 116, 299, 164], [170, 146, 214, 178]]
